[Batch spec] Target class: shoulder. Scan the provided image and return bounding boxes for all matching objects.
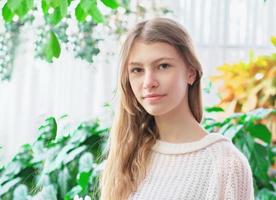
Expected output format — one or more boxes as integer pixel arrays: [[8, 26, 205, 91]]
[[217, 140, 251, 170], [213, 139, 254, 199], [211, 139, 252, 178]]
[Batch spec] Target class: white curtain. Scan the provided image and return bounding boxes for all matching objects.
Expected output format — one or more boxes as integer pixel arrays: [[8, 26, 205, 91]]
[[0, 0, 275, 163]]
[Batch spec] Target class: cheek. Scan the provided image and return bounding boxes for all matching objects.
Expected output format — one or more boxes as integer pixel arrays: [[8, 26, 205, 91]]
[[129, 79, 141, 99], [167, 73, 188, 97]]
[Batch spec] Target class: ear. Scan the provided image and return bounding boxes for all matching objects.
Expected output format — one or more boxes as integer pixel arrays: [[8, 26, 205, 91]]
[[187, 67, 197, 85]]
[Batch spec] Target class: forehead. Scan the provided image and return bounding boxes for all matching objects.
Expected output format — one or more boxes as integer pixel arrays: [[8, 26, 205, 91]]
[[127, 41, 181, 65]]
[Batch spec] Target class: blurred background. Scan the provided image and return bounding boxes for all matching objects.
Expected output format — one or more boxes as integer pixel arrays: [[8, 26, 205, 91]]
[[0, 0, 275, 199]]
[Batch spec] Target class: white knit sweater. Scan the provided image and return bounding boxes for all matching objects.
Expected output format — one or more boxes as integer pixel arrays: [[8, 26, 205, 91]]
[[128, 133, 254, 200]]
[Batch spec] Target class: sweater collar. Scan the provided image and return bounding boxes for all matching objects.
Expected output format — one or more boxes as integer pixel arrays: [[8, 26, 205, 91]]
[[151, 133, 230, 155]]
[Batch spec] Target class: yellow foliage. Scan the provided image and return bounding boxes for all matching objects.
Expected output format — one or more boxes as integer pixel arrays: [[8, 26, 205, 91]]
[[210, 39, 276, 113]]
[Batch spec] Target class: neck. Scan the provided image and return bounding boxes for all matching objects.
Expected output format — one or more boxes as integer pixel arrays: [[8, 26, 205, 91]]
[[154, 99, 207, 143]]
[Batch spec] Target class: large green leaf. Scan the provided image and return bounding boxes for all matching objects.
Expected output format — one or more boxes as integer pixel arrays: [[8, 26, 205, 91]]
[[4, 0, 34, 19], [43, 0, 68, 25], [42, 31, 61, 62], [235, 134, 270, 186], [247, 123, 272, 144], [75, 0, 105, 23]]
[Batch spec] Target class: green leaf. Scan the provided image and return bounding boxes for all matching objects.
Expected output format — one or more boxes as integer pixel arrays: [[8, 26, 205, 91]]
[[2, 4, 14, 22], [67, 0, 73, 5], [69, 129, 88, 145], [75, 0, 104, 23], [58, 167, 70, 197], [41, 0, 50, 14], [235, 134, 270, 186], [7, 0, 21, 11], [0, 161, 22, 183], [45, 0, 61, 7], [218, 122, 232, 135], [245, 108, 276, 122], [222, 124, 243, 140], [43, 0, 68, 25], [100, 0, 120, 9], [78, 171, 91, 194], [204, 106, 224, 113], [0, 177, 21, 196], [42, 31, 61, 62], [46, 8, 63, 25], [65, 185, 82, 200], [256, 188, 276, 199], [63, 145, 87, 165], [75, 4, 87, 22], [44, 143, 75, 173], [247, 123, 272, 144], [5, 0, 34, 19], [88, 4, 105, 23], [15, 0, 33, 18], [81, 0, 97, 11], [38, 117, 58, 143]]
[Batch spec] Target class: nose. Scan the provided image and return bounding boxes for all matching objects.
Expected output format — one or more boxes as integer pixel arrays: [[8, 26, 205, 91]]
[[143, 71, 159, 90]]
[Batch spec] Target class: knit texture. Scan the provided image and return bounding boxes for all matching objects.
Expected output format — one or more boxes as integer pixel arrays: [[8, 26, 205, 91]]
[[128, 133, 254, 200]]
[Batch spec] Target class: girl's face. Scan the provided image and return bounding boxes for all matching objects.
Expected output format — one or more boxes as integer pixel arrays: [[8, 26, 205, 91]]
[[127, 40, 196, 116]]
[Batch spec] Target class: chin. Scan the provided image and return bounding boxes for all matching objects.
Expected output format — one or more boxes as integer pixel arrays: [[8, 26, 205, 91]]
[[144, 107, 169, 116]]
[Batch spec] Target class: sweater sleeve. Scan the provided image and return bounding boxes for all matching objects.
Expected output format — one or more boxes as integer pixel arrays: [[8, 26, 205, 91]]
[[219, 146, 255, 200]]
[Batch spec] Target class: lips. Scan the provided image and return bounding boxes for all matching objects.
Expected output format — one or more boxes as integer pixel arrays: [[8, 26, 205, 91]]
[[143, 94, 166, 103], [143, 94, 165, 98]]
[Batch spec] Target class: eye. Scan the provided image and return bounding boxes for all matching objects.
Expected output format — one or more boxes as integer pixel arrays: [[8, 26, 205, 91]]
[[130, 67, 143, 73], [158, 63, 170, 70]]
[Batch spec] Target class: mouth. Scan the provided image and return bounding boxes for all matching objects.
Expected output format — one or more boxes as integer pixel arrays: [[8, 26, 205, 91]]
[[143, 94, 166, 102]]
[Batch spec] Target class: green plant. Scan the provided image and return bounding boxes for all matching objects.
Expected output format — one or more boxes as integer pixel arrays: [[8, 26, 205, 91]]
[[203, 107, 276, 199], [1, 108, 275, 199], [0, 116, 109, 199], [0, 0, 122, 81]]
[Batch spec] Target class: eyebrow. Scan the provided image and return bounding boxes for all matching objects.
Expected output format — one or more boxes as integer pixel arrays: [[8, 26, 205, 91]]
[[128, 57, 175, 67]]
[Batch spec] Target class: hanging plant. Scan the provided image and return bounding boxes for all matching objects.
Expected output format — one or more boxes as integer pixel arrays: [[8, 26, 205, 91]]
[[0, 0, 173, 81], [0, 0, 121, 80], [0, 12, 34, 81], [0, 23, 19, 81]]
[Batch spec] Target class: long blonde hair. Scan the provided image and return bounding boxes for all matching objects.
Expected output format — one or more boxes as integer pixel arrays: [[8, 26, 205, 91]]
[[99, 17, 203, 200]]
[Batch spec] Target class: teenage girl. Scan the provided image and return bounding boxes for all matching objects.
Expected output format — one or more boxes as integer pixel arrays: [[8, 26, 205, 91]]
[[100, 17, 254, 200]]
